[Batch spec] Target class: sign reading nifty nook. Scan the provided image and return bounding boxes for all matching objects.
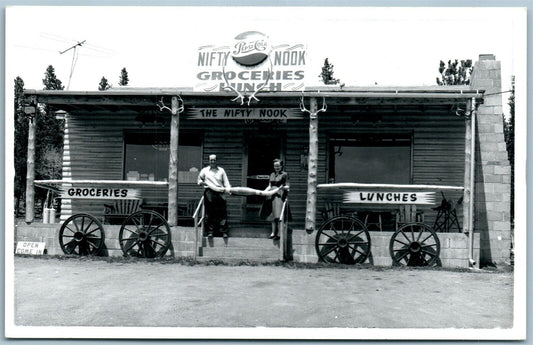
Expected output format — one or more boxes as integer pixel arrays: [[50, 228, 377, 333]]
[[195, 31, 306, 99]]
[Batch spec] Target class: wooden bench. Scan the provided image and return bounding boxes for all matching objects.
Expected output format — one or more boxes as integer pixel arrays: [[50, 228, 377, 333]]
[[103, 199, 143, 224]]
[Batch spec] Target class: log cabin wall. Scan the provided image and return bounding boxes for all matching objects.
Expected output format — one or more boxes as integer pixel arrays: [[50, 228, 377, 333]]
[[63, 105, 465, 231]]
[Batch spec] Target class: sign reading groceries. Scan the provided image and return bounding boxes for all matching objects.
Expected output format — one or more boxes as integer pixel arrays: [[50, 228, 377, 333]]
[[195, 31, 307, 94], [60, 187, 140, 200], [344, 191, 437, 205]]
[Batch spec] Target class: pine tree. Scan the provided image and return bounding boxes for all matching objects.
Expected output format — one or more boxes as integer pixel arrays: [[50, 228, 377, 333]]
[[119, 67, 129, 86], [14, 77, 28, 215], [99, 76, 111, 91], [36, 66, 64, 206], [436, 59, 473, 85], [319, 58, 340, 85], [42, 65, 65, 90]]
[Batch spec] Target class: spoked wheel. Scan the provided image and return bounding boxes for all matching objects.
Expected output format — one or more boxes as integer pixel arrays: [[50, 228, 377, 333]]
[[119, 211, 171, 258], [315, 216, 371, 264], [59, 213, 105, 255], [389, 222, 441, 267]]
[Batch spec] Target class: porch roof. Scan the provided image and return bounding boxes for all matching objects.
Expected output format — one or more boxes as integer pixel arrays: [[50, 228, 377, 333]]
[[23, 86, 484, 115]]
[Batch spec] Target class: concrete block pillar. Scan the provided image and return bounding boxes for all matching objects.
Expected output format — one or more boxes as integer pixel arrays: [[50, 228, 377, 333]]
[[470, 54, 512, 266]]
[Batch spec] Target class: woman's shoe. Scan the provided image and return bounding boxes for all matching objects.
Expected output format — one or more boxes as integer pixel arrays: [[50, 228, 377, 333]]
[[268, 233, 276, 239]]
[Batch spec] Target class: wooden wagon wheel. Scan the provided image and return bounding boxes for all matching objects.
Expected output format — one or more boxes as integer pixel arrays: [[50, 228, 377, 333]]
[[389, 222, 441, 267], [119, 211, 171, 258], [315, 216, 371, 264], [59, 213, 105, 255]]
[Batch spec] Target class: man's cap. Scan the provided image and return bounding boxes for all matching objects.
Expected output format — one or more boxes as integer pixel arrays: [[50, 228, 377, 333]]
[[209, 154, 217, 160]]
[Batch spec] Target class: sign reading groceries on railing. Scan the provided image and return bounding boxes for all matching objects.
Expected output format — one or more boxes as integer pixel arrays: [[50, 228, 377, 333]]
[[344, 191, 436, 205], [60, 187, 140, 200]]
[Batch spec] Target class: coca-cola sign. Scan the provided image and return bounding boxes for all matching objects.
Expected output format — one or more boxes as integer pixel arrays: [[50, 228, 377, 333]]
[[231, 31, 271, 67]]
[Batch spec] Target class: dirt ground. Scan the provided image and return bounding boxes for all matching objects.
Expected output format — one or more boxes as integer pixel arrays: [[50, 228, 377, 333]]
[[10, 255, 514, 337]]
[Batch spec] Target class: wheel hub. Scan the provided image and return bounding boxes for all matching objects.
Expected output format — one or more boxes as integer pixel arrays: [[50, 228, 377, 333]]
[[138, 230, 149, 242], [337, 237, 349, 249], [74, 232, 85, 242], [409, 241, 421, 253]]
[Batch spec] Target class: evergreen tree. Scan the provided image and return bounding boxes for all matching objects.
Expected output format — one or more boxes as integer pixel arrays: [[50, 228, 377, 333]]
[[119, 67, 129, 86], [14, 77, 28, 215], [319, 58, 340, 85], [436, 59, 473, 85], [36, 66, 65, 207], [42, 65, 65, 90], [99, 76, 111, 91]]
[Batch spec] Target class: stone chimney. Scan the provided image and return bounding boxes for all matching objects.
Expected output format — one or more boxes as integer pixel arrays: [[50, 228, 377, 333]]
[[470, 54, 512, 266]]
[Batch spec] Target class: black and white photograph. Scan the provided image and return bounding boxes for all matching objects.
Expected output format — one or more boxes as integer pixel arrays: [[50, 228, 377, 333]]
[[4, 4, 527, 340]]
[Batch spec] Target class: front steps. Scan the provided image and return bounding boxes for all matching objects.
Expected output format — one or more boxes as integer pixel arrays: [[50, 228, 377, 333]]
[[198, 227, 283, 261]]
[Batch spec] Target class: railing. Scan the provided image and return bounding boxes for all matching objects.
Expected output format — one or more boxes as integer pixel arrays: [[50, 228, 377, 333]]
[[279, 198, 289, 261], [192, 196, 205, 260]]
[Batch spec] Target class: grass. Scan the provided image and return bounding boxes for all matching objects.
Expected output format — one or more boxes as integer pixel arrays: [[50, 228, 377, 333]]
[[14, 253, 514, 273]]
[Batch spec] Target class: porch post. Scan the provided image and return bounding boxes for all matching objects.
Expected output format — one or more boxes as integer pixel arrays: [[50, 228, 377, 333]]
[[305, 97, 319, 233], [463, 98, 476, 267], [168, 96, 180, 226], [25, 109, 36, 224]]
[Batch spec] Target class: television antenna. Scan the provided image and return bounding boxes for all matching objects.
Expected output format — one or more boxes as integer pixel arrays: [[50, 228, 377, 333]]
[[60, 40, 86, 90]]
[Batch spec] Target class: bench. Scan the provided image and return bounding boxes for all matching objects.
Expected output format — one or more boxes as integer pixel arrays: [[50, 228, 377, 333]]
[[103, 199, 143, 225]]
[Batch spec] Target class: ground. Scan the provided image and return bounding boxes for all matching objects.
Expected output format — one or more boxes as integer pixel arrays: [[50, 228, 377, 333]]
[[10, 255, 514, 338]]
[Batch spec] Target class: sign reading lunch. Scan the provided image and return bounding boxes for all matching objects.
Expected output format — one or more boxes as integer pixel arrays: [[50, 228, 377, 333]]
[[195, 31, 306, 93], [344, 191, 437, 205]]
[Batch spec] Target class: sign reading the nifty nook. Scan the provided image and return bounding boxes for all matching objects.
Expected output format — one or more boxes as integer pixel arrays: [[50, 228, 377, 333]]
[[195, 31, 307, 97], [344, 191, 437, 205], [186, 108, 303, 120], [60, 187, 140, 200]]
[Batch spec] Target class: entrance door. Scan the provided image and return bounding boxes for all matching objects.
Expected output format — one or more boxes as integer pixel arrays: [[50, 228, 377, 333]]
[[245, 133, 282, 222]]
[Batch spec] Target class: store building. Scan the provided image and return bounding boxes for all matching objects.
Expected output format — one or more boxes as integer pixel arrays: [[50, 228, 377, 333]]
[[19, 51, 511, 268]]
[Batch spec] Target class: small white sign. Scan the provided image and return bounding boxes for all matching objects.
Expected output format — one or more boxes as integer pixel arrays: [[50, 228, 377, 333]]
[[16, 241, 46, 255], [344, 191, 436, 205]]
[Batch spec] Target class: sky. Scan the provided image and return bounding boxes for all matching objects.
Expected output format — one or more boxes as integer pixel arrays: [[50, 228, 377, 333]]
[[5, 6, 525, 117]]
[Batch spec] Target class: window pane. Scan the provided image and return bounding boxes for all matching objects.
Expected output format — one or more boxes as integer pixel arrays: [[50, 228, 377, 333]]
[[334, 146, 410, 184], [124, 132, 201, 182]]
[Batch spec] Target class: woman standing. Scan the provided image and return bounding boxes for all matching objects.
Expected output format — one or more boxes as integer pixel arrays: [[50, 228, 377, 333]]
[[261, 158, 290, 239]]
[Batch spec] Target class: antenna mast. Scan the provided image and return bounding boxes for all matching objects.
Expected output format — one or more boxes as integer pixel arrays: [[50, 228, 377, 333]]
[[60, 40, 86, 90]]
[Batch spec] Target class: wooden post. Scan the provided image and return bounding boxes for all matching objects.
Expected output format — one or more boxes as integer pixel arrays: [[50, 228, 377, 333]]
[[167, 96, 180, 226], [463, 98, 476, 267], [305, 98, 319, 233], [25, 113, 36, 224]]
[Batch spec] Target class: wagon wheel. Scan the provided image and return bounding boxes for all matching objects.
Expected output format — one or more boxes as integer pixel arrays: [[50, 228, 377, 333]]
[[315, 216, 371, 264], [119, 211, 171, 258], [59, 213, 105, 256], [389, 222, 441, 267]]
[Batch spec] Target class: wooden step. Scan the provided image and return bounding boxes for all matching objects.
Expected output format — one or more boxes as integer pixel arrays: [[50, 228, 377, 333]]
[[199, 237, 281, 260]]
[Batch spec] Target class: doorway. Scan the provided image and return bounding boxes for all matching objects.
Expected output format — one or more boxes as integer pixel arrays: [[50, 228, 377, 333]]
[[244, 132, 283, 222]]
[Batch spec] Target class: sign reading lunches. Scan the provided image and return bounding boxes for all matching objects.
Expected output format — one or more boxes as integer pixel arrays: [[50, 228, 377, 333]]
[[60, 188, 140, 200], [195, 31, 306, 92], [16, 241, 46, 255], [344, 191, 437, 205]]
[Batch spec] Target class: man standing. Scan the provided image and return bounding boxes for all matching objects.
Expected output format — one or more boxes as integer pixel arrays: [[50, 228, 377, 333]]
[[197, 154, 232, 238]]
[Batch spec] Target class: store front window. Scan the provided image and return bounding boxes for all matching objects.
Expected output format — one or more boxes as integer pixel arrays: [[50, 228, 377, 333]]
[[328, 133, 412, 184], [124, 131, 202, 183]]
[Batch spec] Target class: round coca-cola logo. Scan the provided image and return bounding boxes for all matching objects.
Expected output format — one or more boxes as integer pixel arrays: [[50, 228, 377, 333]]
[[231, 31, 271, 67]]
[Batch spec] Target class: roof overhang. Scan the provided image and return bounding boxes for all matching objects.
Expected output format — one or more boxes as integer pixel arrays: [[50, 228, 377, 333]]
[[23, 86, 485, 115]]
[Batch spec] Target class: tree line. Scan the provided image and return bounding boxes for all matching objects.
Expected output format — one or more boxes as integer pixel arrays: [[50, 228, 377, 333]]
[[14, 66, 129, 216]]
